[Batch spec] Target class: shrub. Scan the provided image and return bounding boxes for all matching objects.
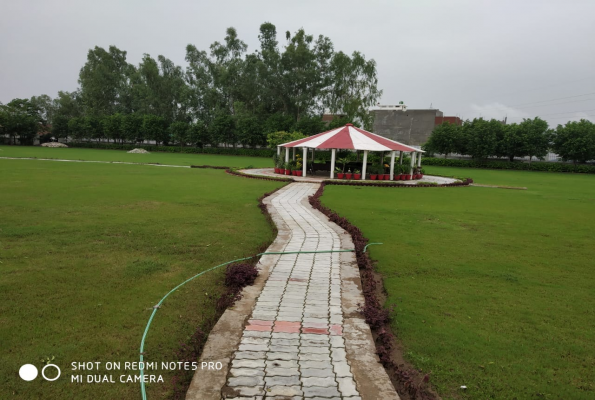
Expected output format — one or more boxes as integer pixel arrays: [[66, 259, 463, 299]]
[[67, 142, 275, 158], [422, 157, 595, 174]]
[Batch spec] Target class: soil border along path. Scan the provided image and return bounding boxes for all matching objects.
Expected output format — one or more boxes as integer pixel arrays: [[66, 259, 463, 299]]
[[186, 182, 398, 400]]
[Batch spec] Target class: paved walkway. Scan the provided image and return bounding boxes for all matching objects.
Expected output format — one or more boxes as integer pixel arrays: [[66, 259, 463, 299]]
[[240, 168, 458, 185], [187, 182, 399, 400]]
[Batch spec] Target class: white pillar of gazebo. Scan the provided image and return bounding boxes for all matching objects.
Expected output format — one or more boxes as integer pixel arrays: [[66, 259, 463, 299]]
[[292, 148, 296, 161], [285, 147, 289, 164], [362, 150, 369, 180], [302, 147, 308, 177], [409, 152, 416, 176], [417, 152, 422, 169], [277, 146, 281, 156], [389, 151, 396, 180], [330, 149, 336, 179]]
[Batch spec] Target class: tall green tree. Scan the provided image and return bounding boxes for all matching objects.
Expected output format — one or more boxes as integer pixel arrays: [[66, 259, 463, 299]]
[[142, 115, 169, 145], [102, 113, 123, 143], [134, 54, 188, 122], [0, 99, 40, 145], [30, 94, 55, 125], [121, 114, 144, 143], [423, 122, 462, 158], [168, 121, 190, 147], [517, 117, 551, 164], [78, 45, 134, 116], [461, 118, 502, 160], [553, 119, 595, 164], [325, 51, 382, 130]]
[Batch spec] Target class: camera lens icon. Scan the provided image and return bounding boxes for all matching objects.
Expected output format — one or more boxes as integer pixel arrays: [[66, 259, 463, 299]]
[[19, 364, 61, 381]]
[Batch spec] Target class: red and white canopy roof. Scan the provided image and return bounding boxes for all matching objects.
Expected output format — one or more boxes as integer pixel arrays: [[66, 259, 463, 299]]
[[279, 123, 423, 152]]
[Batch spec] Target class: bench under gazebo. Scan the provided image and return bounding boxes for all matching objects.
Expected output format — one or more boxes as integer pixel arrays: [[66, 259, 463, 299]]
[[277, 123, 424, 180]]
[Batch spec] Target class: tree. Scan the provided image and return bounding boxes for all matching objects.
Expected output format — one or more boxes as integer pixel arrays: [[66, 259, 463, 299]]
[[517, 117, 551, 164], [263, 112, 295, 134], [30, 94, 55, 125], [235, 102, 264, 147], [423, 122, 462, 158], [68, 117, 86, 141], [553, 119, 595, 164], [461, 118, 502, 160], [121, 114, 144, 143], [142, 115, 168, 145], [266, 131, 306, 149], [134, 54, 189, 122], [325, 51, 382, 130], [0, 99, 40, 145], [168, 121, 190, 147], [189, 121, 209, 147], [78, 45, 134, 116], [495, 123, 523, 161], [209, 112, 236, 147], [102, 113, 123, 143], [293, 115, 325, 136]]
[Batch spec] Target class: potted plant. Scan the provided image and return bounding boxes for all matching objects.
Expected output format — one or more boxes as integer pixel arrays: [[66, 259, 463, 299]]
[[273, 154, 279, 173], [335, 167, 344, 179], [419, 167, 425, 179], [383, 163, 390, 180], [353, 169, 361, 180], [295, 160, 303, 176], [370, 167, 378, 180], [377, 165, 385, 180], [284, 162, 291, 175], [345, 169, 353, 180]]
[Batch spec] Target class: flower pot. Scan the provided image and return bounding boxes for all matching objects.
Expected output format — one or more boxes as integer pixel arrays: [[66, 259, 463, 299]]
[[285, 169, 291, 175], [337, 173, 345, 179], [384, 174, 390, 180], [370, 174, 377, 180], [354, 174, 361, 180], [404, 174, 411, 180], [346, 173, 353, 179], [292, 170, 297, 176], [296, 171, 303, 176]]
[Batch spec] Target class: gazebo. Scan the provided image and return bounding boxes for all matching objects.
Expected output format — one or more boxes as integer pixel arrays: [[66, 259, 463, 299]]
[[277, 123, 424, 180]]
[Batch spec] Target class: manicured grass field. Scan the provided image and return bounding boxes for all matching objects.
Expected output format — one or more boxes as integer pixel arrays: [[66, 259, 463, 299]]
[[0, 159, 283, 399], [0, 145, 273, 168], [322, 167, 595, 399]]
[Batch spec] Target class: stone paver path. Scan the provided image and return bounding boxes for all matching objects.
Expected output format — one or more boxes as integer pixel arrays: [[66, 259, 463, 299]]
[[224, 183, 360, 399], [240, 167, 458, 185]]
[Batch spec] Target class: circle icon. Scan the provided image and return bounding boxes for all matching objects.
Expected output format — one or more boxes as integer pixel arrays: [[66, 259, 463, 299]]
[[19, 364, 38, 381], [41, 364, 61, 381]]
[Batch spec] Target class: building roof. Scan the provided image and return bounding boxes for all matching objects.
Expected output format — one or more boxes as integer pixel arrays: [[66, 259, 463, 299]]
[[279, 124, 423, 152]]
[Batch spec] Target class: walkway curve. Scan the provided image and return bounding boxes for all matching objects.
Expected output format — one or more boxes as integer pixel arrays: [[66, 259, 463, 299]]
[[186, 182, 399, 400]]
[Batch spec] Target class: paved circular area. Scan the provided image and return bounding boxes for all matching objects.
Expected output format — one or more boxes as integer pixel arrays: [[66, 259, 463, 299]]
[[240, 168, 458, 185]]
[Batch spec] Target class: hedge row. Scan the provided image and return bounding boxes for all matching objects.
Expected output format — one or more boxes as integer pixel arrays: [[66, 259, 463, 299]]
[[422, 157, 595, 174], [66, 142, 276, 158]]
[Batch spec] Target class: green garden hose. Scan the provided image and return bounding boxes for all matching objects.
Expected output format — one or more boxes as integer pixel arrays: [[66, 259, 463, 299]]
[[139, 248, 357, 400], [363, 242, 383, 253]]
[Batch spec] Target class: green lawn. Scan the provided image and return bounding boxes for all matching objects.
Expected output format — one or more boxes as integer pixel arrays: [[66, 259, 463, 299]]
[[322, 167, 595, 400], [0, 145, 273, 168], [0, 159, 283, 399]]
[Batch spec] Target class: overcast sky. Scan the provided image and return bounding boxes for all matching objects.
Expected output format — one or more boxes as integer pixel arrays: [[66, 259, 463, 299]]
[[1, 0, 594, 126]]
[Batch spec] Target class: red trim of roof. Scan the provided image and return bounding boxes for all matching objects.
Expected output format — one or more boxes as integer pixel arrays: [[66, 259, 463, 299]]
[[282, 127, 338, 147], [316, 127, 354, 149]]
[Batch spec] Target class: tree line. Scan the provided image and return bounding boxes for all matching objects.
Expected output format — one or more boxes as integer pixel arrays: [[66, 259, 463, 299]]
[[423, 117, 595, 164], [0, 22, 381, 147]]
